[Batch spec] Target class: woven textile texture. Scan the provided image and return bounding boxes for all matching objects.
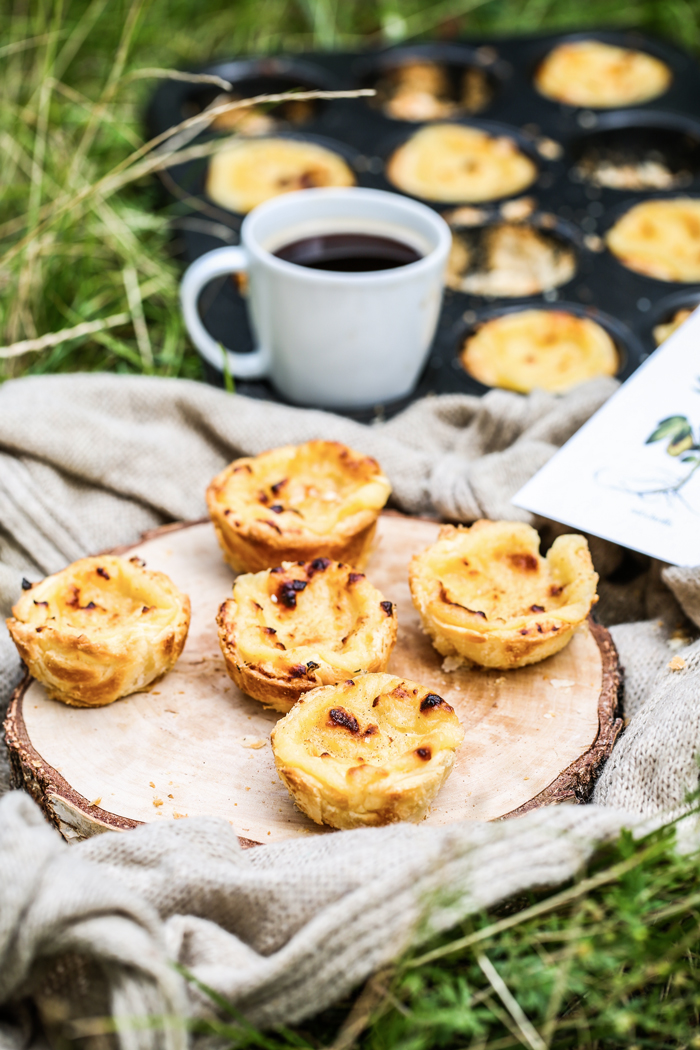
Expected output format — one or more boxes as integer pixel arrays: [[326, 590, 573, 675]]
[[0, 372, 698, 1047]]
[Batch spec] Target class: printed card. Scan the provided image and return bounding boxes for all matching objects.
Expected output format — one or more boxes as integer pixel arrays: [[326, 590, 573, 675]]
[[513, 307, 700, 567]]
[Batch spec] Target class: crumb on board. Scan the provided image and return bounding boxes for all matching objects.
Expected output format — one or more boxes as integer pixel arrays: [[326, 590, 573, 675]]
[[442, 655, 465, 673], [240, 736, 266, 749], [89, 797, 102, 807], [149, 781, 155, 788], [173, 812, 187, 819], [153, 798, 163, 807], [668, 656, 686, 672], [168, 793, 174, 799]]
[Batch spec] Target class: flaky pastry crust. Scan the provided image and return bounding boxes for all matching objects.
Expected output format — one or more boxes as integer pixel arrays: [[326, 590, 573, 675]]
[[386, 123, 537, 204], [606, 199, 700, 283], [206, 441, 392, 573], [7, 556, 190, 707], [217, 558, 397, 712], [409, 521, 598, 669], [206, 137, 356, 214], [460, 309, 618, 393], [534, 40, 671, 109], [271, 672, 464, 829]]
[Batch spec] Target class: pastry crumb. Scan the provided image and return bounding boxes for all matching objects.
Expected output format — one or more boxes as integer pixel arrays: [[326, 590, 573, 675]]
[[89, 797, 102, 807], [240, 736, 267, 749], [167, 793, 174, 799], [149, 781, 155, 788], [153, 798, 163, 807], [668, 656, 686, 672], [173, 811, 187, 819], [442, 655, 465, 673]]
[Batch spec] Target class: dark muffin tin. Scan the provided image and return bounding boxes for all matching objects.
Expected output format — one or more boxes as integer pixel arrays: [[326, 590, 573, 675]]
[[147, 29, 700, 419]]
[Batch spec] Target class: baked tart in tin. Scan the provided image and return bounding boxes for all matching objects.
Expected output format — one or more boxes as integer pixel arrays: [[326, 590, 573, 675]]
[[207, 441, 392, 573], [7, 556, 190, 707], [206, 137, 355, 214], [409, 521, 598, 670], [380, 60, 457, 122], [386, 123, 537, 204], [446, 222, 576, 298], [217, 559, 397, 712], [460, 308, 618, 393], [534, 40, 671, 109], [271, 672, 464, 829], [606, 199, 700, 282]]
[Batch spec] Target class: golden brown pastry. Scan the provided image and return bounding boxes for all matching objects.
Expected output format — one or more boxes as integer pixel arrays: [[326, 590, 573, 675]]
[[381, 60, 456, 121], [217, 559, 397, 712], [460, 308, 618, 393], [206, 441, 392, 573], [206, 137, 356, 214], [653, 307, 694, 345], [271, 672, 464, 828], [606, 199, 700, 282], [386, 123, 537, 204], [534, 40, 671, 108], [7, 556, 190, 707], [210, 94, 314, 134], [409, 521, 598, 670], [446, 223, 576, 297]]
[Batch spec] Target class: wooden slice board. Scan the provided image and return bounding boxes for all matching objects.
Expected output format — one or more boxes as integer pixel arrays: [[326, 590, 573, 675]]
[[5, 515, 622, 844]]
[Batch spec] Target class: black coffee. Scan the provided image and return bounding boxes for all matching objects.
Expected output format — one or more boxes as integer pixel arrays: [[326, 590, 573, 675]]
[[274, 233, 422, 272]]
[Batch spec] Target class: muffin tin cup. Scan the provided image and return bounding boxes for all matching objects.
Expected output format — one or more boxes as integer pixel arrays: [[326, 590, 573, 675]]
[[146, 29, 700, 418], [162, 130, 371, 233], [376, 116, 554, 209], [450, 300, 642, 398], [353, 41, 505, 121]]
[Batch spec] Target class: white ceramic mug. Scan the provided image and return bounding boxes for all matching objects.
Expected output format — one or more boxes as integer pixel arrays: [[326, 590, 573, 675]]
[[180, 187, 451, 408]]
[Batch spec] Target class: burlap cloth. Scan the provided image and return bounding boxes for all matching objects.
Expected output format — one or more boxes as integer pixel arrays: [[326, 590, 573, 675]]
[[1, 372, 699, 1047]]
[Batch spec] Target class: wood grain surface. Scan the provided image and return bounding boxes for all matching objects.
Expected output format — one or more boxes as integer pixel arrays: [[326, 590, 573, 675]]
[[5, 515, 622, 843]]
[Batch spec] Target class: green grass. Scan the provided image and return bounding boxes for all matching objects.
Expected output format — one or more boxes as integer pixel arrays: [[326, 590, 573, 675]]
[[60, 816, 700, 1049], [183, 819, 700, 1049], [3, 0, 700, 382], [5, 3, 700, 1045]]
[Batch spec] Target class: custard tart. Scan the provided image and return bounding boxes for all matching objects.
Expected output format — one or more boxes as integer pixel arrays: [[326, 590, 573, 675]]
[[386, 123, 537, 204], [446, 222, 576, 297], [217, 559, 397, 712], [7, 556, 190, 707], [381, 61, 457, 122], [606, 199, 700, 282], [206, 137, 356, 214], [207, 441, 392, 573], [271, 672, 464, 828], [460, 308, 618, 393], [409, 521, 598, 670], [534, 40, 671, 109]]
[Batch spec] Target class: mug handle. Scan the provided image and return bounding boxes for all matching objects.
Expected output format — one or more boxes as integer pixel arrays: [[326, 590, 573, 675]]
[[180, 246, 270, 379]]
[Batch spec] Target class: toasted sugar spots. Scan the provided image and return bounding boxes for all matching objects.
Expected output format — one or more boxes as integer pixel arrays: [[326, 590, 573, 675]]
[[210, 442, 391, 541], [271, 672, 465, 829]]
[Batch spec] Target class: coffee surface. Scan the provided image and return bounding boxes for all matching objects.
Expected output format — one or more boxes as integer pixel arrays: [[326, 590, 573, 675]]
[[274, 232, 422, 272]]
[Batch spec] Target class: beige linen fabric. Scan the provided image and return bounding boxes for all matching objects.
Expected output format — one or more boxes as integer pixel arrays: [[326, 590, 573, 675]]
[[0, 372, 698, 1047]]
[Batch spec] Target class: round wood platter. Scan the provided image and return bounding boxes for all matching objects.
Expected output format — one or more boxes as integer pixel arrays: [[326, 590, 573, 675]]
[[5, 514, 622, 844]]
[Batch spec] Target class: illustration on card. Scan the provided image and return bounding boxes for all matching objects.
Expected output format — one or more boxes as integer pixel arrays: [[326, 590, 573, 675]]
[[595, 382, 700, 516]]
